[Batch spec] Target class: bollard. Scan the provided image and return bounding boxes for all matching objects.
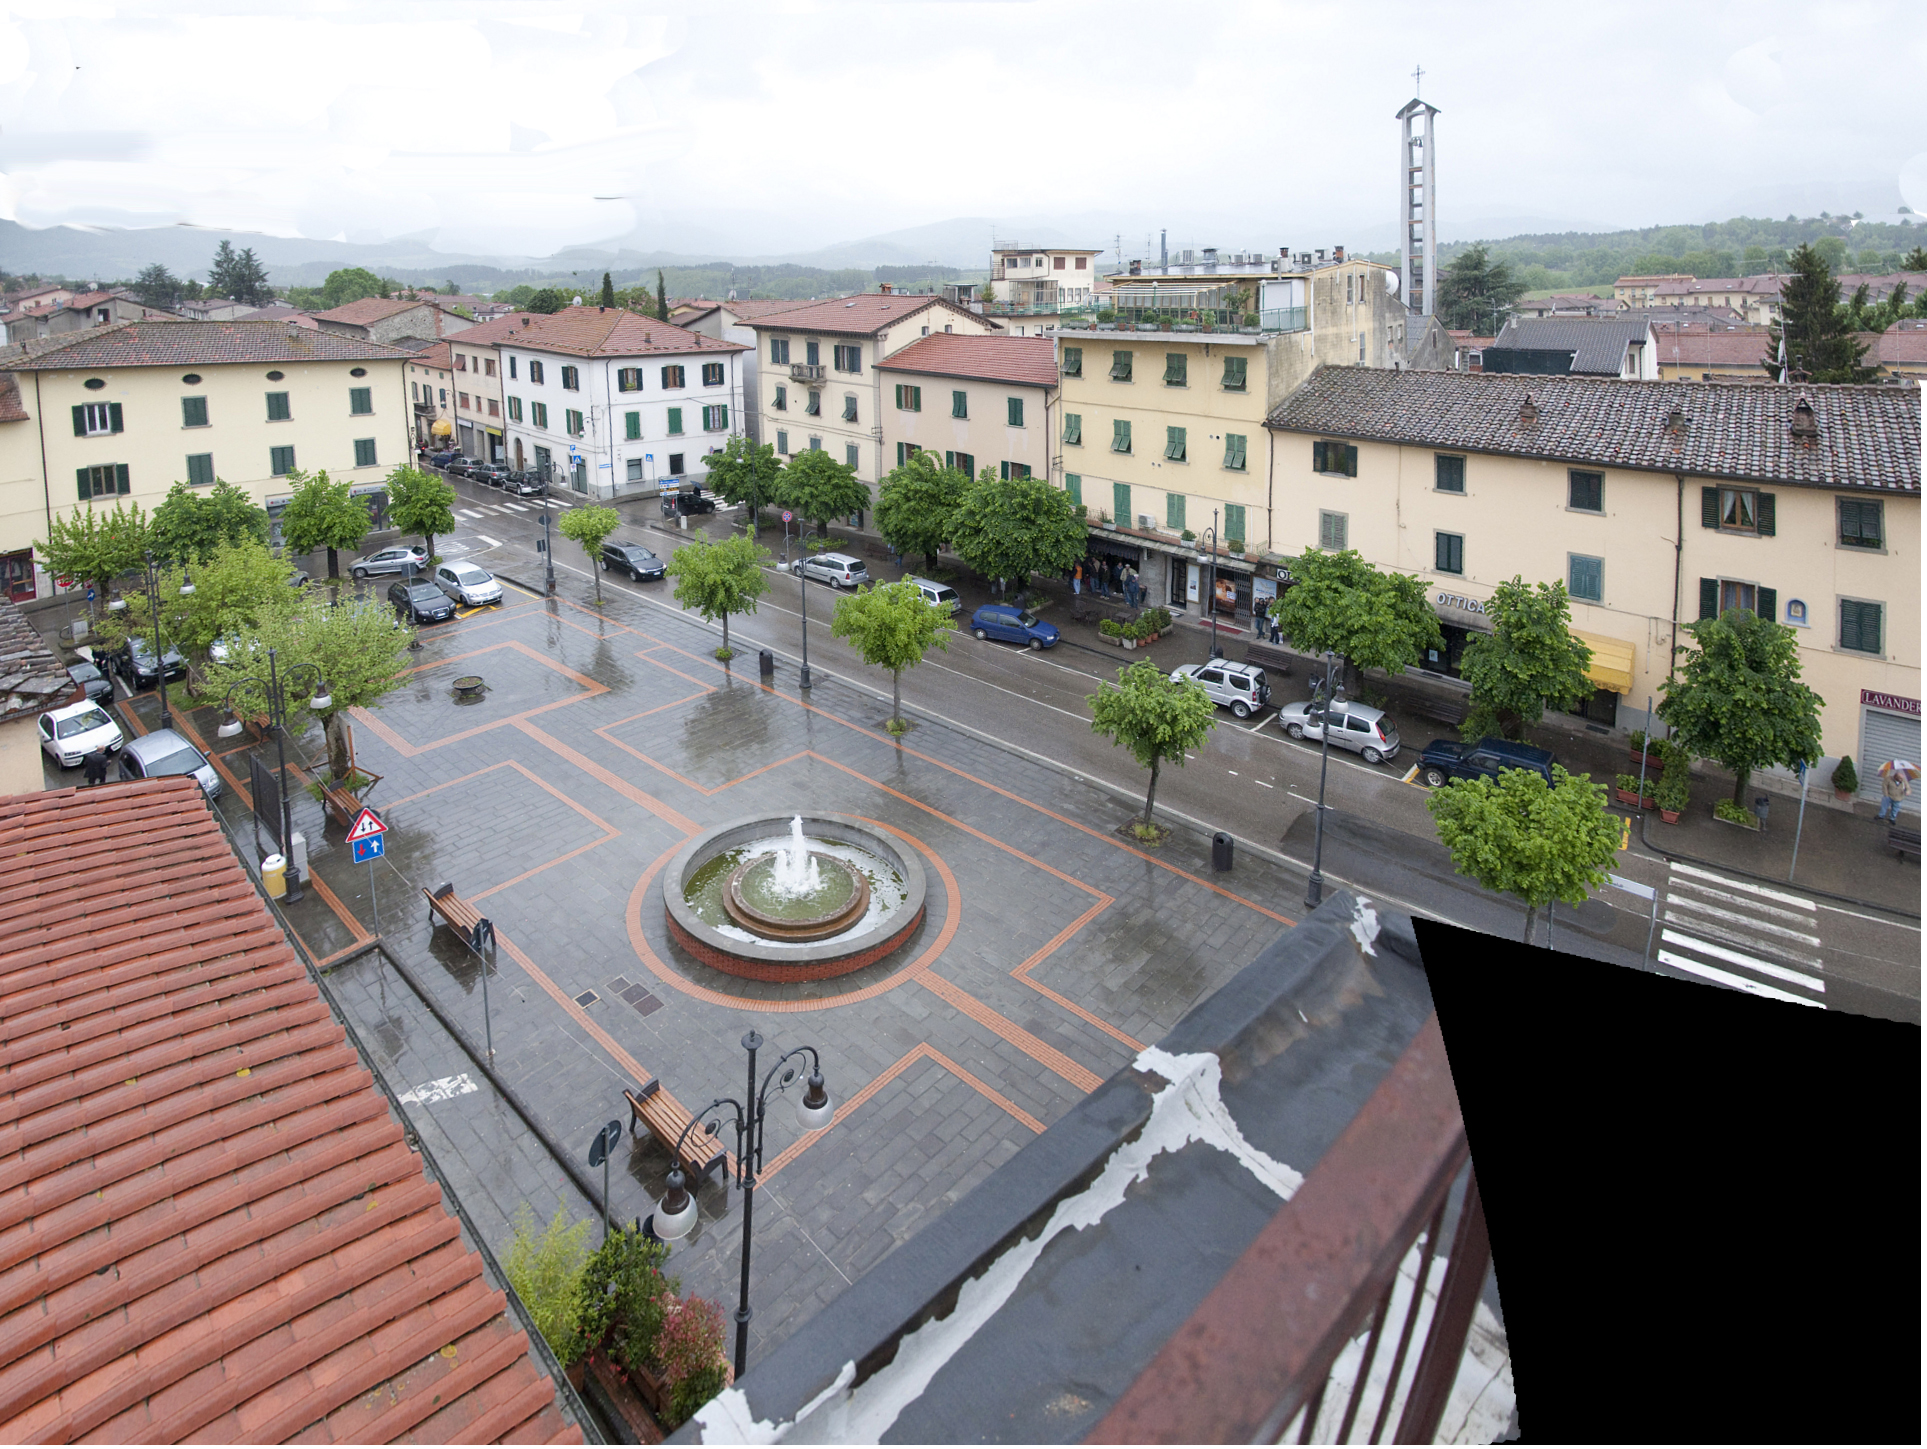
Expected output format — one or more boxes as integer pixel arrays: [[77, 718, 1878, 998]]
[[759, 648, 774, 677], [1211, 831, 1234, 872]]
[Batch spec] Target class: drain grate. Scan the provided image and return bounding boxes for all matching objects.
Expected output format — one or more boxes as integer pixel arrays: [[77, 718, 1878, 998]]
[[573, 990, 600, 1007], [618, 982, 663, 1017]]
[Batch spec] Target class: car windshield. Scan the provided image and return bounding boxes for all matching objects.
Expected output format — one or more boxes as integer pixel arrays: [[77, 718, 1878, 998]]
[[405, 584, 439, 599], [72, 664, 100, 680], [1018, 612, 1040, 627], [146, 747, 205, 775], [56, 709, 112, 738], [455, 568, 489, 583]]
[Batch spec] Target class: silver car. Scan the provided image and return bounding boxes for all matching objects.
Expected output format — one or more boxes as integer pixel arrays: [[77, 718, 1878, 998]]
[[118, 727, 222, 798], [433, 562, 503, 607], [791, 552, 870, 588], [38, 701, 123, 767], [1277, 698, 1401, 765], [351, 544, 428, 580], [1170, 662, 1271, 719], [903, 576, 960, 615]]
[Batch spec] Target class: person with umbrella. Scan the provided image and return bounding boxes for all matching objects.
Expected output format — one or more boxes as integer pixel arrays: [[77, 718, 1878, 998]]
[[1876, 760, 1916, 822]]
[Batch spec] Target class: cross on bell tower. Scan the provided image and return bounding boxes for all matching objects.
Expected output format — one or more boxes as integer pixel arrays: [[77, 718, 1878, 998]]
[[1413, 64, 1424, 97], [1396, 88, 1440, 317]]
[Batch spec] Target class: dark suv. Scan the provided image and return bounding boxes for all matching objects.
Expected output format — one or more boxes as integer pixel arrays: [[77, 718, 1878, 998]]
[[1418, 737, 1557, 789], [600, 542, 666, 580]]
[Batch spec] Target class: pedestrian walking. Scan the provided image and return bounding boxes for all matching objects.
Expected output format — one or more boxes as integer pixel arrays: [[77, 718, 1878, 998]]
[[1072, 562, 1082, 596], [83, 748, 109, 787], [1109, 559, 1123, 597], [1253, 595, 1268, 637], [1123, 564, 1139, 609], [1877, 761, 1915, 821]]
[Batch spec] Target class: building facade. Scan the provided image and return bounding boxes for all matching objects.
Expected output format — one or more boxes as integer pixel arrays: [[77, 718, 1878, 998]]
[[407, 341, 456, 451], [674, 299, 813, 445], [1481, 316, 1658, 379], [312, 296, 470, 345], [0, 320, 409, 599], [875, 335, 1058, 486], [4, 289, 185, 345], [1265, 368, 1920, 804], [442, 312, 544, 462]]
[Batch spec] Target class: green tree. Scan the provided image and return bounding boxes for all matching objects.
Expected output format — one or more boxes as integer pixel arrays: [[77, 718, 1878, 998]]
[[558, 504, 621, 603], [831, 579, 952, 731], [702, 434, 782, 533], [318, 266, 388, 310], [1767, 243, 1875, 382], [384, 465, 457, 566], [1272, 548, 1442, 693], [666, 532, 771, 658], [875, 450, 967, 571], [1088, 659, 1218, 832], [148, 479, 269, 563], [279, 468, 370, 597], [94, 537, 294, 658], [503, 1202, 594, 1363], [207, 241, 273, 305], [202, 589, 414, 781], [656, 269, 669, 321], [1427, 765, 1623, 943], [1435, 244, 1526, 333], [1459, 577, 1595, 742], [1659, 607, 1824, 807], [600, 271, 616, 308], [776, 447, 869, 535], [34, 501, 149, 616], [948, 471, 1086, 593], [526, 286, 569, 314], [1903, 246, 1927, 272], [132, 263, 183, 310]]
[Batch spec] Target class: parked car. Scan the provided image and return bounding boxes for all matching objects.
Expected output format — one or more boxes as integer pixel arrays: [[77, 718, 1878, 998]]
[[445, 457, 486, 479], [433, 561, 503, 607], [968, 604, 1060, 650], [470, 462, 512, 487], [903, 577, 960, 615], [791, 553, 870, 589], [1278, 699, 1401, 764], [662, 487, 716, 516], [113, 635, 186, 689], [1417, 736, 1557, 789], [1171, 661, 1271, 719], [37, 701, 123, 767], [118, 727, 220, 798], [287, 567, 311, 589], [505, 471, 548, 497], [388, 579, 456, 624], [208, 635, 260, 665], [66, 660, 112, 704], [352, 544, 428, 580], [429, 449, 461, 468], [601, 542, 666, 580]]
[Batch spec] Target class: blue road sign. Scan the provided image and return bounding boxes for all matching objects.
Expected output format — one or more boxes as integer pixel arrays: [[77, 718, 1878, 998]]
[[353, 834, 385, 864]]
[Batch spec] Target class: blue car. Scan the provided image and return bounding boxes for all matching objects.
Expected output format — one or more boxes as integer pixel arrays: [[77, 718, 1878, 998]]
[[969, 604, 1059, 650]]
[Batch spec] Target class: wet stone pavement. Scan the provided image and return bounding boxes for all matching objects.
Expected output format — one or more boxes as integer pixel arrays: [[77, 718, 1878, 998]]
[[141, 576, 1306, 1370]]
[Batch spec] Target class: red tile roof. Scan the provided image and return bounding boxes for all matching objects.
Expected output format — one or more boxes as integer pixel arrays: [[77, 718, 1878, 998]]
[[1, 319, 410, 370], [410, 340, 455, 371], [490, 305, 743, 358], [1649, 324, 1776, 371], [440, 312, 548, 349], [1877, 320, 1927, 365], [742, 293, 991, 339], [0, 374, 27, 424], [311, 296, 432, 326], [0, 778, 579, 1445], [875, 333, 1059, 388]]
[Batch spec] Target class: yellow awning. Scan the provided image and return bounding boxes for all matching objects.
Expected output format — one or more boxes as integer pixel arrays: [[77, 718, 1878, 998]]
[[1572, 630, 1635, 695]]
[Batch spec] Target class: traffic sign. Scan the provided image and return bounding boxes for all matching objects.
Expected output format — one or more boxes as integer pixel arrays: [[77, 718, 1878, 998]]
[[353, 835, 385, 863], [781, 510, 794, 523], [345, 807, 387, 843]]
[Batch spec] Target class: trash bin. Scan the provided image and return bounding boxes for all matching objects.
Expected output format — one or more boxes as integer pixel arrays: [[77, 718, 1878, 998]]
[[261, 853, 288, 899], [1211, 831, 1234, 872], [759, 648, 775, 677]]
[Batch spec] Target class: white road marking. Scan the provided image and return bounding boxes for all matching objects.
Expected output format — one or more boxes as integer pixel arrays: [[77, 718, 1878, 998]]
[[1669, 862, 1815, 911], [1660, 930, 1825, 991], [502, 501, 531, 512], [1660, 911, 1825, 967], [457, 509, 484, 519], [1288, 790, 1317, 805], [1666, 880, 1820, 925], [477, 534, 503, 548], [397, 1072, 480, 1105], [1242, 717, 1272, 733], [1254, 779, 1274, 788], [1661, 898, 1821, 948], [1656, 951, 1823, 1006], [1816, 901, 1922, 932]]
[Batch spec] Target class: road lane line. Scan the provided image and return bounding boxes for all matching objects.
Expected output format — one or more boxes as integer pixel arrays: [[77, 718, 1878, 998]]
[[1660, 929, 1825, 990], [477, 535, 503, 547], [1656, 951, 1823, 1006]]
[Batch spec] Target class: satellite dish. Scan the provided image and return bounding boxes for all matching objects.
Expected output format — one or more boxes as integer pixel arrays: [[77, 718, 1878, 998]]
[[572, 295, 583, 306]]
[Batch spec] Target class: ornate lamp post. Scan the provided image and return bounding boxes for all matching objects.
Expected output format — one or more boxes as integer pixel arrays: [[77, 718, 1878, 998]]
[[109, 550, 193, 730], [217, 648, 331, 905], [1194, 509, 1221, 659], [1304, 649, 1341, 911], [656, 1031, 834, 1379]]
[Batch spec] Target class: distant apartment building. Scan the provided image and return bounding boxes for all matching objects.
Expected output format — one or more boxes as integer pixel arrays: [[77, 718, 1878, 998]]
[[875, 335, 1058, 486], [440, 312, 545, 463], [4, 288, 184, 346], [175, 297, 253, 321], [406, 341, 456, 450], [985, 245, 1103, 333], [1613, 275, 1694, 308], [673, 298, 813, 445]]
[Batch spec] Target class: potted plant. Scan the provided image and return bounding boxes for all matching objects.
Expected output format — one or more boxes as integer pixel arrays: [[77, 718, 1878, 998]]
[[1627, 729, 1663, 770], [1226, 537, 1245, 558], [1614, 773, 1655, 809], [1832, 754, 1858, 801], [1099, 617, 1133, 648], [572, 1223, 678, 1433], [1243, 311, 1262, 332], [655, 1294, 734, 1430], [1714, 798, 1759, 830], [1655, 773, 1689, 824], [1099, 510, 1117, 531], [1180, 529, 1196, 543]]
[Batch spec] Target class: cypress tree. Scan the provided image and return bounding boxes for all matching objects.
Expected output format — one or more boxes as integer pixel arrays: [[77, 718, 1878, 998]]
[[656, 269, 669, 321], [1766, 243, 1874, 383], [600, 271, 616, 308]]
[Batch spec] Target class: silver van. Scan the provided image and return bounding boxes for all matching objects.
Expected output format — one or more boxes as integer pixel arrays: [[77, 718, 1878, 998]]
[[903, 577, 960, 614]]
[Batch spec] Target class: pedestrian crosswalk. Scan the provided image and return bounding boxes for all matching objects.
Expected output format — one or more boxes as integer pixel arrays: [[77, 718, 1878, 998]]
[[459, 501, 542, 518], [1655, 862, 1824, 1008]]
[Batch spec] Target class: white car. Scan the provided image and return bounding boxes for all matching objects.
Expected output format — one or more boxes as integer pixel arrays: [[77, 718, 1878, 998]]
[[208, 635, 259, 665], [433, 562, 504, 607], [1169, 661, 1272, 719], [790, 553, 870, 588], [38, 701, 124, 767]]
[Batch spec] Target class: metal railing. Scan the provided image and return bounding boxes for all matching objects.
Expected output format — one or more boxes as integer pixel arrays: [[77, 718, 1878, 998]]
[[1087, 1013, 1495, 1445], [1062, 305, 1307, 335]]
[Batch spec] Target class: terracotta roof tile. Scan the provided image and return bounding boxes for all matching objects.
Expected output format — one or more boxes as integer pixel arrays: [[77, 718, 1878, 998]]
[[875, 332, 1059, 388], [742, 292, 991, 338], [1650, 323, 1777, 370], [311, 297, 430, 326], [492, 305, 745, 358], [0, 778, 580, 1444], [0, 597, 70, 723], [2, 319, 411, 371], [1266, 366, 1920, 494], [0, 373, 27, 424]]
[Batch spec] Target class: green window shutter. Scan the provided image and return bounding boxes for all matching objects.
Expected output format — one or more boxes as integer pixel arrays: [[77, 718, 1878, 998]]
[[667, 407, 682, 435], [1222, 356, 1247, 390], [1164, 426, 1185, 461], [1163, 353, 1186, 385], [1113, 482, 1130, 524], [956, 452, 973, 476], [76, 467, 90, 501], [1841, 601, 1863, 652], [1007, 397, 1023, 427], [1112, 351, 1132, 381], [182, 396, 208, 427], [354, 438, 377, 467], [1224, 504, 1246, 541], [349, 387, 372, 415], [1000, 461, 1011, 481], [1064, 413, 1081, 445], [1342, 443, 1357, 477], [72, 405, 86, 437], [1864, 603, 1883, 655], [897, 442, 906, 466], [1165, 492, 1185, 530], [115, 464, 130, 495], [845, 443, 859, 469], [1701, 486, 1720, 528], [911, 387, 921, 411], [1063, 347, 1082, 377], [1314, 440, 1327, 473], [1698, 578, 1719, 619], [777, 430, 789, 453], [1755, 491, 1775, 536], [626, 411, 641, 440], [719, 405, 728, 429], [1569, 556, 1603, 601], [1113, 419, 1131, 453], [1065, 474, 1082, 505], [186, 454, 214, 486], [1224, 433, 1246, 470], [952, 391, 967, 418], [1757, 586, 1776, 622], [109, 403, 123, 432]]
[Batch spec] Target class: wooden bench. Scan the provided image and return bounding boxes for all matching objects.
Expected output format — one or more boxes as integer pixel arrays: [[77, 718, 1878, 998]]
[[320, 780, 363, 830], [624, 1080, 729, 1186], [1240, 640, 1296, 677], [423, 883, 495, 952], [1409, 694, 1470, 728], [1888, 826, 1920, 862]]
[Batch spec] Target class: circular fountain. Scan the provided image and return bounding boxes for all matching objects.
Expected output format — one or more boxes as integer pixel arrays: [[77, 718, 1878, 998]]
[[664, 814, 926, 982]]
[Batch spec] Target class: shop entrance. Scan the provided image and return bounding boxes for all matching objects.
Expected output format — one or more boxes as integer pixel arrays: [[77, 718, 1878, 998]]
[[1421, 624, 1476, 679]]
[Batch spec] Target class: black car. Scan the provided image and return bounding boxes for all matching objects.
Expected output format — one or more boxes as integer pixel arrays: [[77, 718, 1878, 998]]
[[661, 487, 715, 516], [114, 635, 187, 689], [67, 660, 112, 703], [505, 471, 547, 497], [1417, 736, 1558, 790], [600, 542, 666, 580], [388, 579, 456, 624]]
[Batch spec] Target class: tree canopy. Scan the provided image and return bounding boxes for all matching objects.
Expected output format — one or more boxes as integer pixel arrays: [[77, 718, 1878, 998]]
[[1767, 243, 1876, 383], [35, 501, 150, 613], [93, 537, 297, 658], [148, 479, 269, 563], [384, 465, 457, 564], [1427, 765, 1622, 943], [1435, 244, 1526, 333], [132, 263, 184, 311], [776, 448, 869, 534], [702, 435, 782, 529], [1659, 607, 1824, 805], [1459, 576, 1595, 742], [207, 241, 274, 306], [874, 451, 968, 571], [1272, 549, 1442, 685], [599, 272, 616, 308], [948, 471, 1086, 589], [279, 468, 369, 585], [665, 533, 771, 657], [558, 504, 621, 602], [1088, 659, 1218, 830], [831, 579, 951, 731]]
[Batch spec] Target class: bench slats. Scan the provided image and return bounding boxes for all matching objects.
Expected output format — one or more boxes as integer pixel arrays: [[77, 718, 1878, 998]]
[[625, 1087, 730, 1182], [423, 887, 492, 951]]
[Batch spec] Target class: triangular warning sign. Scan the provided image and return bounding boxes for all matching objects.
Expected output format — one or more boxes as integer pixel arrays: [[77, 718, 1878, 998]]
[[345, 808, 387, 842]]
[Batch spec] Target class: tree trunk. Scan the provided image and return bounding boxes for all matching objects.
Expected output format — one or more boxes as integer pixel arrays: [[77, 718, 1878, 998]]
[[1521, 902, 1538, 945], [1142, 754, 1162, 824], [891, 669, 902, 730], [927, 550, 941, 573], [721, 611, 730, 652], [1731, 767, 1752, 806], [425, 532, 437, 568], [324, 712, 352, 783]]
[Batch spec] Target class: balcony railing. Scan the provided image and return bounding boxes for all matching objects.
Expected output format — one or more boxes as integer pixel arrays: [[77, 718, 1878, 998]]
[[790, 363, 826, 382], [984, 302, 1099, 318], [1062, 305, 1308, 335]]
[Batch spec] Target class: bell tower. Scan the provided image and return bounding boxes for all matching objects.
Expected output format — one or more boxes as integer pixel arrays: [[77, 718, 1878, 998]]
[[1396, 80, 1440, 317]]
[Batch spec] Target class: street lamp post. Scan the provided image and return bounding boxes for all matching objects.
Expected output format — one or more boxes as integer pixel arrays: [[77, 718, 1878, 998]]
[[1194, 510, 1222, 659], [1304, 649, 1340, 911], [656, 1031, 834, 1380], [798, 565, 813, 690], [110, 550, 193, 730], [218, 647, 332, 906], [539, 510, 556, 596]]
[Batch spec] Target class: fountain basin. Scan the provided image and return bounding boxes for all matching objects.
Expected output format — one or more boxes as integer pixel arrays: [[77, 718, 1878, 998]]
[[664, 814, 926, 982]]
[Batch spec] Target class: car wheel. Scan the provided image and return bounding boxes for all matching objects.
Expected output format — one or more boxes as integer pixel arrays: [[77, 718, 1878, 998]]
[[1029, 637, 1043, 650], [1285, 722, 1305, 740], [1423, 767, 1447, 788], [1231, 701, 1250, 719], [973, 628, 988, 641], [600, 559, 610, 571], [1363, 747, 1383, 764], [352, 568, 368, 580]]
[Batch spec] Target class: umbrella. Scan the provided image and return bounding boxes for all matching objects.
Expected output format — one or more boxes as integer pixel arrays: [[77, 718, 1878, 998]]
[[1877, 760, 1919, 782]]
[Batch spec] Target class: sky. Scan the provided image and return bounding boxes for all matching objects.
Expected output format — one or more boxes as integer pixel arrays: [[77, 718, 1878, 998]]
[[1, 0, 1925, 266]]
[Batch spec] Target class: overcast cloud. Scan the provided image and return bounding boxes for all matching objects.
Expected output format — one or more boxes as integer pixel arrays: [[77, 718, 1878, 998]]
[[1, 0, 1924, 265]]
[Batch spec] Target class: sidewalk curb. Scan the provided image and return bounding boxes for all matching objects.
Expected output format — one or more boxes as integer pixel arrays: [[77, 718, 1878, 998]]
[[1637, 812, 1920, 921]]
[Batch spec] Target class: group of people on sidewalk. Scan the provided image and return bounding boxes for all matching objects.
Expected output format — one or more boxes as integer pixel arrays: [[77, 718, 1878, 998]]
[[1071, 557, 1141, 609]]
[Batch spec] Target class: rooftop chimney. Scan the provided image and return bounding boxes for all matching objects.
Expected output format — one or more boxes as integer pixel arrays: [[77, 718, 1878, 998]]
[[1665, 404, 1688, 436], [1160, 230, 1167, 270], [1335, 246, 1346, 262], [879, 282, 892, 294], [1518, 394, 1539, 428], [1790, 396, 1819, 439]]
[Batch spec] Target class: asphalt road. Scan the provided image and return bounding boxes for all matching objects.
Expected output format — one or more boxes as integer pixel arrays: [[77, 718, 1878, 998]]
[[391, 476, 1923, 1024]]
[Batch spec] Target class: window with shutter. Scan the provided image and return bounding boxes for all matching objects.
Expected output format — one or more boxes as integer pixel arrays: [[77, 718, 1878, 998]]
[[1568, 470, 1603, 511], [626, 411, 641, 440], [842, 396, 858, 422], [529, 360, 544, 384], [1112, 420, 1131, 453], [1062, 347, 1082, 378], [1113, 482, 1130, 524], [1838, 497, 1884, 548], [1065, 474, 1082, 506], [774, 385, 787, 411], [845, 443, 859, 468], [619, 368, 642, 392], [661, 365, 684, 389], [532, 402, 547, 428], [1569, 555, 1604, 602], [1755, 491, 1775, 536], [951, 390, 967, 419], [270, 446, 295, 476], [186, 453, 215, 487], [1313, 440, 1326, 474], [1223, 434, 1247, 471], [508, 397, 523, 422], [1319, 511, 1347, 550], [1840, 599, 1883, 654], [1111, 351, 1133, 381], [806, 341, 820, 366], [349, 387, 373, 415], [354, 438, 377, 468], [561, 366, 580, 391], [805, 392, 821, 416], [266, 392, 291, 421], [1164, 427, 1186, 462], [509, 356, 518, 379], [1224, 504, 1246, 542], [1435, 532, 1464, 575], [772, 339, 790, 364], [1757, 586, 1776, 621], [667, 407, 682, 435], [953, 451, 974, 476], [1163, 353, 1187, 386], [1165, 492, 1185, 530], [1064, 414, 1082, 445], [1698, 578, 1719, 618], [1007, 397, 1023, 427], [777, 431, 789, 454], [181, 396, 208, 428], [77, 465, 112, 499], [1434, 454, 1464, 492], [703, 363, 725, 387]]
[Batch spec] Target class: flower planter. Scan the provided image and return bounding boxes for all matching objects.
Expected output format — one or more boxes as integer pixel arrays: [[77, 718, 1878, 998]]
[[1834, 789, 1853, 802], [1630, 750, 1663, 771], [586, 1355, 668, 1443], [1660, 808, 1681, 824], [1713, 808, 1761, 831], [1613, 787, 1655, 809]]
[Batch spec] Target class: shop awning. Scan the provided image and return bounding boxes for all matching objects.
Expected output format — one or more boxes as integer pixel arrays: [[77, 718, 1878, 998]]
[[1571, 630, 1635, 695]]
